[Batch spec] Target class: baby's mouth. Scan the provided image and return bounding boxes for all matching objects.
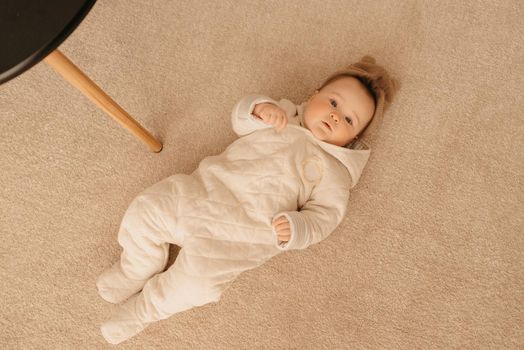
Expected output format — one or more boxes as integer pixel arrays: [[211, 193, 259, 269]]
[[322, 120, 332, 131]]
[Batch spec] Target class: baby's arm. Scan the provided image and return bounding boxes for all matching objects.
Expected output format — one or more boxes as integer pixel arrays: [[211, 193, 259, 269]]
[[231, 95, 297, 136], [231, 94, 277, 136], [272, 176, 351, 251], [252, 103, 288, 133]]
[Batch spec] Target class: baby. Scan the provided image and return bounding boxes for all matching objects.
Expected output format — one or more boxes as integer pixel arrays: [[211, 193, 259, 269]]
[[97, 55, 398, 344]]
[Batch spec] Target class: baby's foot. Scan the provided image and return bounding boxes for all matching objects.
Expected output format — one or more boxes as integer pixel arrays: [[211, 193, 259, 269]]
[[96, 262, 147, 304], [100, 293, 150, 344]]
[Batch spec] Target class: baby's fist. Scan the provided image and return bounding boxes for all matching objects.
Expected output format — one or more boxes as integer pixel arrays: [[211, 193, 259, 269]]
[[253, 103, 288, 133], [272, 215, 291, 244]]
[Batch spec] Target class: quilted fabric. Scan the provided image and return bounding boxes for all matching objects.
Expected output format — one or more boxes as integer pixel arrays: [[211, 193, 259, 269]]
[[101, 94, 371, 343]]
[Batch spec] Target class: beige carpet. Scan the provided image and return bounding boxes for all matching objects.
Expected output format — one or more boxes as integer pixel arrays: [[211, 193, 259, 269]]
[[1, 0, 522, 348]]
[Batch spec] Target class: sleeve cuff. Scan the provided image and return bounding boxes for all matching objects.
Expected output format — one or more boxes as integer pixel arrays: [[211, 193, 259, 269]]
[[248, 98, 279, 128], [231, 95, 277, 135], [272, 212, 300, 251]]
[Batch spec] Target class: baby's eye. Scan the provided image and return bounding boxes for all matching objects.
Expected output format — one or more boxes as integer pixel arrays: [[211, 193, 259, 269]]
[[345, 116, 353, 125], [330, 99, 337, 108]]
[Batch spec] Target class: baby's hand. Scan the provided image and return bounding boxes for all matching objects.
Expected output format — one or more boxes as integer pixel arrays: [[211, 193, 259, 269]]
[[272, 215, 291, 244], [252, 103, 288, 133]]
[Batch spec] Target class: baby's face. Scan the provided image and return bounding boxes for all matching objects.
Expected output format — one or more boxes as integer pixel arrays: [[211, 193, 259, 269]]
[[303, 76, 375, 146]]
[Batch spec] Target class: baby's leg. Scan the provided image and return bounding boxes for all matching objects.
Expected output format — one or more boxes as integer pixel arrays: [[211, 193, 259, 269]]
[[97, 189, 181, 304], [100, 246, 230, 344]]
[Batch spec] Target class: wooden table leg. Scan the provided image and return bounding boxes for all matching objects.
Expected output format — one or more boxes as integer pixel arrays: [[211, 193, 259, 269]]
[[44, 49, 163, 153]]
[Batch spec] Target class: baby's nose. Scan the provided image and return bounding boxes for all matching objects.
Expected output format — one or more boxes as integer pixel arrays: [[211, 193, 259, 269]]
[[330, 112, 340, 122]]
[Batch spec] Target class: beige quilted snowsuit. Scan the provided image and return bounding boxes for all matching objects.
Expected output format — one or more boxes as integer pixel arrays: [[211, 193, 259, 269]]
[[101, 94, 371, 343]]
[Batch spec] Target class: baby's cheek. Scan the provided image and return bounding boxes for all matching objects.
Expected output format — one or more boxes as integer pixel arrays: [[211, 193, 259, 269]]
[[310, 124, 329, 141]]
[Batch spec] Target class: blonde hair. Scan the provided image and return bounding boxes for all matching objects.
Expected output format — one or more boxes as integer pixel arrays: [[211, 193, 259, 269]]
[[318, 55, 400, 146]]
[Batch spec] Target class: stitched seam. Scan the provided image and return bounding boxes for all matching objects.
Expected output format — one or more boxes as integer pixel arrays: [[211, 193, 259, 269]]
[[189, 233, 276, 247]]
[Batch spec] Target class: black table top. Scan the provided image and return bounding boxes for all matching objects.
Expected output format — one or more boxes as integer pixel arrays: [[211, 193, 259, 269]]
[[0, 0, 97, 84]]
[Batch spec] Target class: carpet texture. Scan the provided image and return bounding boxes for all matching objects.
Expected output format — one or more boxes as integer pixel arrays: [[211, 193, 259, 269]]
[[1, 0, 522, 348]]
